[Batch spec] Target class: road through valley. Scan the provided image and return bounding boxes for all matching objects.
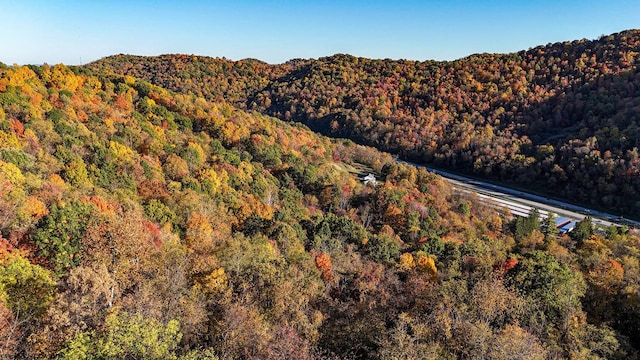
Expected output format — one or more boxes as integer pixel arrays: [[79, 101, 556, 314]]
[[402, 161, 640, 229]]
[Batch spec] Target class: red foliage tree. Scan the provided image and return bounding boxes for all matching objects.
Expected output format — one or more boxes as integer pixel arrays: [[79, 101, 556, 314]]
[[314, 252, 332, 281]]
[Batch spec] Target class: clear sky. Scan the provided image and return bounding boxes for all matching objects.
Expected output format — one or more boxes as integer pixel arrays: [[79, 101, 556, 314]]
[[1, 0, 638, 65]]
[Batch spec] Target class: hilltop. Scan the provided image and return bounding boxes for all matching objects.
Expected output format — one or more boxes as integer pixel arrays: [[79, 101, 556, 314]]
[[89, 30, 640, 218]]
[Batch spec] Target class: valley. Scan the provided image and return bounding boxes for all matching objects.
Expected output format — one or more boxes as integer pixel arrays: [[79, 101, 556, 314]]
[[1, 29, 640, 359], [89, 30, 640, 219]]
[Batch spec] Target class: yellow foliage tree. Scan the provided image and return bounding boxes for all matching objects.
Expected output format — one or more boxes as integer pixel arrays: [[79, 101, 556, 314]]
[[416, 251, 438, 280], [220, 121, 250, 146], [0, 131, 21, 149], [109, 140, 136, 166], [7, 66, 37, 87], [185, 212, 213, 249], [195, 267, 228, 295], [198, 168, 224, 196], [19, 196, 48, 220], [124, 75, 136, 86], [42, 64, 81, 92], [0, 161, 25, 187], [48, 173, 67, 188], [63, 159, 90, 188], [184, 212, 227, 295], [236, 194, 274, 223], [398, 253, 416, 271], [236, 161, 254, 183]]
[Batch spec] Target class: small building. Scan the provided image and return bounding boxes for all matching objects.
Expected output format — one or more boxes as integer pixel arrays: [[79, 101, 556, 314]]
[[558, 220, 578, 234], [362, 173, 377, 186], [555, 217, 572, 229], [555, 217, 577, 234]]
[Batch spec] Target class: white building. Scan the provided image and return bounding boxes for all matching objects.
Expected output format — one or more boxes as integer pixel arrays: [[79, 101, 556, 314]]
[[362, 173, 377, 186]]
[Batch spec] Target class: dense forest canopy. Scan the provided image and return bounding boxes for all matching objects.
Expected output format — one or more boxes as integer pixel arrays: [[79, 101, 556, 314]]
[[0, 31, 639, 359], [89, 30, 640, 218]]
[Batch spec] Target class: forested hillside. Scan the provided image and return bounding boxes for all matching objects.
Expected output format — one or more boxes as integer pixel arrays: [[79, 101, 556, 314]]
[[90, 30, 640, 218], [1, 60, 640, 359]]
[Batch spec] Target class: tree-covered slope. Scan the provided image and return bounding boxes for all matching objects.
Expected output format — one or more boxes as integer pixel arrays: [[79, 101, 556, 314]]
[[1, 62, 640, 359], [89, 30, 640, 218]]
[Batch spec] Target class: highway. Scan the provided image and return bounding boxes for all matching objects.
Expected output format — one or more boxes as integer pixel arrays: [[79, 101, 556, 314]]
[[402, 161, 640, 229]]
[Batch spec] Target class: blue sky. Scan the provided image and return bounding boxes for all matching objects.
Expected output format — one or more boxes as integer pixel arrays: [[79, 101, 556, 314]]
[[2, 0, 638, 65]]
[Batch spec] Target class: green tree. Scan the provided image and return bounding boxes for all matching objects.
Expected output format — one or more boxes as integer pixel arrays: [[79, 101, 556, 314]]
[[512, 209, 541, 242], [571, 216, 593, 243], [542, 211, 557, 245], [144, 199, 178, 226], [32, 199, 95, 275], [506, 250, 586, 350], [59, 311, 182, 360], [367, 233, 400, 264], [0, 252, 56, 321]]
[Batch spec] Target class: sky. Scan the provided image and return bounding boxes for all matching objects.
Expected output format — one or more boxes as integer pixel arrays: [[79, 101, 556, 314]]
[[1, 0, 639, 66]]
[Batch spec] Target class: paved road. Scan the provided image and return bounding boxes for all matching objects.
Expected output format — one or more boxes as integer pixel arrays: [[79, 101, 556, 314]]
[[402, 161, 640, 229]]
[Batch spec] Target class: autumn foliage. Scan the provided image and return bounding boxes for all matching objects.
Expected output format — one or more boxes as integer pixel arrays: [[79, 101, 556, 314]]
[[314, 252, 332, 281], [91, 30, 640, 218], [0, 41, 638, 358]]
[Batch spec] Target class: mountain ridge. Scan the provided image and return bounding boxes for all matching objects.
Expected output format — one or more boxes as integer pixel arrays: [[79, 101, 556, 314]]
[[91, 29, 639, 67], [88, 29, 640, 218]]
